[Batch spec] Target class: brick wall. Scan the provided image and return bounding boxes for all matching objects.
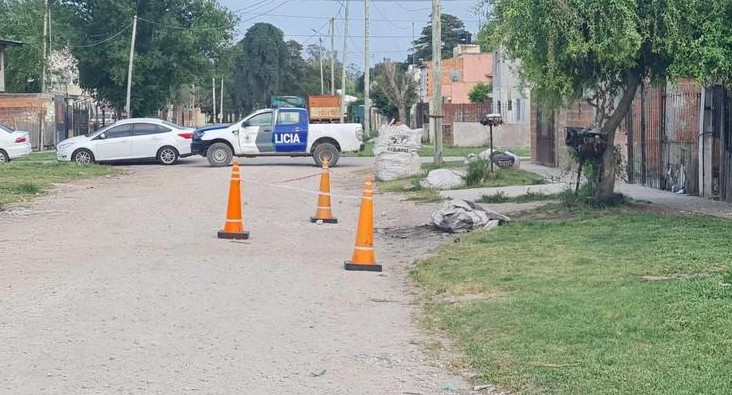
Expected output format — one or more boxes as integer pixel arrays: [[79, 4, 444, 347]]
[[0, 93, 55, 150]]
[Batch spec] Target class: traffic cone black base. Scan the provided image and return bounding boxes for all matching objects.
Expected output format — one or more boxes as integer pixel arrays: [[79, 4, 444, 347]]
[[217, 230, 250, 240], [344, 261, 382, 272], [310, 217, 339, 224]]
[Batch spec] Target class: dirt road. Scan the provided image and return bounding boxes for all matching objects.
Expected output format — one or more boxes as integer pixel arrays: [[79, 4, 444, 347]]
[[0, 157, 469, 394]]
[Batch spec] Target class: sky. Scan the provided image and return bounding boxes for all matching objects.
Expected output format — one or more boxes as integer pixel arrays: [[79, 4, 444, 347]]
[[217, 0, 484, 69]]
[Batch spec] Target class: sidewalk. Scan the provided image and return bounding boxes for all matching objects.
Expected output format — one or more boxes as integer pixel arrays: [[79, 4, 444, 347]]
[[441, 162, 732, 219]]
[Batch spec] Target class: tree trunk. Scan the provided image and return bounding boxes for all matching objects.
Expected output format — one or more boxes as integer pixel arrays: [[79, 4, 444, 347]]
[[596, 73, 642, 197], [398, 105, 407, 125]]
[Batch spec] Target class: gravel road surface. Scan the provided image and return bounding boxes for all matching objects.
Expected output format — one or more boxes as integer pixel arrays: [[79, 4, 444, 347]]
[[0, 157, 469, 394]]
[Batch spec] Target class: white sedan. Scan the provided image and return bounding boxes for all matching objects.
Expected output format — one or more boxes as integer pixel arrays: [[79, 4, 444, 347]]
[[57, 118, 194, 165], [0, 124, 32, 163]]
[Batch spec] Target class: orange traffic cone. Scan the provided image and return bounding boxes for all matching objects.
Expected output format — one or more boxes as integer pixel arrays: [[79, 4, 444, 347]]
[[310, 160, 338, 224], [218, 162, 250, 240], [344, 176, 381, 272]]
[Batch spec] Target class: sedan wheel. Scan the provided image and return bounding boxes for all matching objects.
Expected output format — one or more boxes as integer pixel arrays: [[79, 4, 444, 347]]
[[0, 150, 8, 163], [157, 146, 179, 165], [73, 149, 94, 164]]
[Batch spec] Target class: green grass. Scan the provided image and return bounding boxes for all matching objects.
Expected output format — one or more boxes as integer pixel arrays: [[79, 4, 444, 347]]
[[0, 161, 117, 207], [376, 177, 443, 204], [480, 169, 545, 188], [345, 142, 531, 159], [13, 151, 58, 162], [344, 140, 375, 157], [479, 190, 562, 204], [412, 209, 732, 394]]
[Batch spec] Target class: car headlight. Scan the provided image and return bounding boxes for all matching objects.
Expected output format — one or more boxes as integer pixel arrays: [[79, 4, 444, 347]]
[[57, 143, 73, 150]]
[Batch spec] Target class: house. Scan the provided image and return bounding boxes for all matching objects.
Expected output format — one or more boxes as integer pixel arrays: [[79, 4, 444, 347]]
[[421, 44, 494, 105], [530, 79, 732, 202]]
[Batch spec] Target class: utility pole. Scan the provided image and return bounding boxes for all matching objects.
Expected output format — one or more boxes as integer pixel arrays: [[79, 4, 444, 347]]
[[319, 37, 325, 94], [363, 0, 370, 137], [212, 77, 217, 124], [432, 0, 443, 166], [219, 77, 224, 123], [41, 0, 48, 93], [48, 7, 54, 92], [125, 14, 138, 118], [412, 22, 416, 66], [340, 1, 349, 123], [330, 18, 335, 96], [312, 30, 325, 94]]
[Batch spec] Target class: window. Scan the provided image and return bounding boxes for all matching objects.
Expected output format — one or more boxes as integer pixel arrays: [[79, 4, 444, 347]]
[[132, 123, 162, 136], [104, 125, 132, 139], [277, 111, 301, 125], [161, 121, 183, 130], [247, 112, 273, 127], [507, 100, 512, 112], [516, 98, 522, 121]]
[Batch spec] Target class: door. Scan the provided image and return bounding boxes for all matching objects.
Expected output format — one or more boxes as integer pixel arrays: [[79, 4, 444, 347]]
[[239, 111, 273, 154], [94, 124, 132, 160], [274, 109, 307, 153], [130, 123, 170, 159], [535, 108, 556, 166]]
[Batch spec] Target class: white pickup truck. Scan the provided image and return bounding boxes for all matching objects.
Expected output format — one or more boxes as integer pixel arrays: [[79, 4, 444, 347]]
[[190, 108, 364, 167]]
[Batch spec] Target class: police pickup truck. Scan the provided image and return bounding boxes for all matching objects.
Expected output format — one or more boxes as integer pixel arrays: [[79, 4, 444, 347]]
[[190, 107, 364, 167]]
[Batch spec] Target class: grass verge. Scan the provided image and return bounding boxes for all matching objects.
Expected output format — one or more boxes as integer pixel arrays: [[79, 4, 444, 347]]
[[411, 207, 732, 394], [0, 161, 117, 207], [345, 141, 531, 159], [13, 151, 58, 162], [479, 190, 562, 204]]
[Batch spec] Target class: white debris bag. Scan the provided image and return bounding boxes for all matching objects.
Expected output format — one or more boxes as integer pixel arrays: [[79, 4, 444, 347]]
[[420, 169, 466, 190], [374, 123, 422, 181], [431, 200, 511, 233]]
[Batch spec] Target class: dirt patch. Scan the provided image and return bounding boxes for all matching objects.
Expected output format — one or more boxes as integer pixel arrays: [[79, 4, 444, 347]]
[[641, 267, 726, 282]]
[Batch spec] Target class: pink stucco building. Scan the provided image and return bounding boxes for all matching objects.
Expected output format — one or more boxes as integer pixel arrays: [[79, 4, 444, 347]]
[[422, 45, 493, 104]]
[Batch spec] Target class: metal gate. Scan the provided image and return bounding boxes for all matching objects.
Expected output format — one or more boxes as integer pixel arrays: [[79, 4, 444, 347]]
[[535, 108, 556, 166], [623, 83, 701, 194]]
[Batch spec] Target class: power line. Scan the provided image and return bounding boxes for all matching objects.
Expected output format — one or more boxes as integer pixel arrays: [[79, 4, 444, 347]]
[[241, 0, 294, 23], [235, 10, 480, 23], [372, 3, 412, 31], [68, 23, 132, 48]]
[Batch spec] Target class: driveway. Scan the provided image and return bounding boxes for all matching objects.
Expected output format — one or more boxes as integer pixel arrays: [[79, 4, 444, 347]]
[[0, 157, 468, 394]]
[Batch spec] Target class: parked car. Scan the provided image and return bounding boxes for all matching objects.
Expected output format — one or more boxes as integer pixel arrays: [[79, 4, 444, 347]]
[[56, 118, 194, 165], [0, 124, 32, 163]]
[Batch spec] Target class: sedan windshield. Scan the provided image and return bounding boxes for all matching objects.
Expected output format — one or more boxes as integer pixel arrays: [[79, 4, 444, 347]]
[[87, 123, 115, 138], [0, 124, 13, 134]]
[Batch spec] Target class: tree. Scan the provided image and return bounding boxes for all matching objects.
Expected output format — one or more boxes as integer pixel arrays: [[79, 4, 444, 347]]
[[413, 13, 469, 61], [370, 60, 417, 123], [60, 0, 235, 116], [0, 0, 49, 92], [469, 82, 493, 103], [481, 0, 708, 198]]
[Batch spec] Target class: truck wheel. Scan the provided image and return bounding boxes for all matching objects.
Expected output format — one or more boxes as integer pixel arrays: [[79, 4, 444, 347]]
[[313, 143, 340, 167], [206, 143, 233, 167]]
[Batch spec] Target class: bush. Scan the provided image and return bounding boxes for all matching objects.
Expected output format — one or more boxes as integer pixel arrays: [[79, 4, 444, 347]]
[[464, 159, 490, 187]]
